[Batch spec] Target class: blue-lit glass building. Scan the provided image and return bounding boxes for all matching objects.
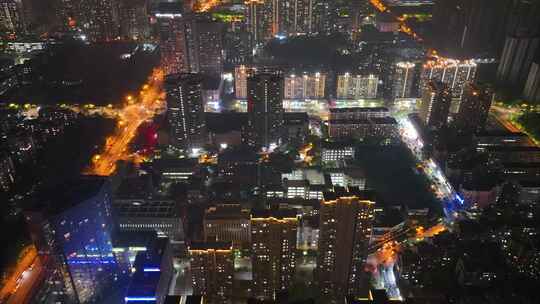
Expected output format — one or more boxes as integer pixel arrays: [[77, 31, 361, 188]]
[[26, 176, 118, 303], [124, 238, 173, 304]]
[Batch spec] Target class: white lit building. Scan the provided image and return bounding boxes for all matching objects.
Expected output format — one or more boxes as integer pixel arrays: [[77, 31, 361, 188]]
[[336, 73, 379, 99]]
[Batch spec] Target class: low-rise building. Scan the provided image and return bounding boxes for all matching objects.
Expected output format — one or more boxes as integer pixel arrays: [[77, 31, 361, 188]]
[[322, 141, 356, 163]]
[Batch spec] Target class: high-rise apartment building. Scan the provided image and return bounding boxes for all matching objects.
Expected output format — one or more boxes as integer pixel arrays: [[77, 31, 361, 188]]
[[420, 81, 452, 130], [317, 188, 375, 299], [0, 0, 25, 34], [523, 61, 540, 103], [188, 241, 234, 303], [235, 65, 256, 99], [284, 72, 326, 99], [420, 56, 477, 101], [497, 35, 540, 89], [455, 83, 494, 134], [195, 20, 224, 77], [118, 0, 150, 40], [336, 73, 379, 99], [25, 177, 118, 304], [156, 2, 189, 75], [204, 204, 251, 248], [247, 73, 284, 148], [251, 209, 298, 300], [166, 73, 206, 151], [246, 0, 273, 46], [392, 62, 416, 99]]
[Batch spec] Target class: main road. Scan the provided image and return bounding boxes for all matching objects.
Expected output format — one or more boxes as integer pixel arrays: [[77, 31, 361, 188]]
[[85, 69, 165, 176]]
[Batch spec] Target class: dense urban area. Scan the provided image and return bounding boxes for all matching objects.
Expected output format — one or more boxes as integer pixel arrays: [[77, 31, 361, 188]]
[[0, 0, 540, 304]]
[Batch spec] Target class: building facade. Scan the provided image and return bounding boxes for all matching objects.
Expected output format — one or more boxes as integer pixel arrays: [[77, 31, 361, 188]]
[[336, 73, 379, 99], [204, 205, 251, 248], [317, 189, 375, 299], [284, 72, 326, 100], [455, 83, 494, 134], [247, 73, 284, 148], [26, 177, 118, 304], [166, 73, 206, 152], [251, 209, 298, 300], [188, 242, 234, 304], [419, 81, 452, 130]]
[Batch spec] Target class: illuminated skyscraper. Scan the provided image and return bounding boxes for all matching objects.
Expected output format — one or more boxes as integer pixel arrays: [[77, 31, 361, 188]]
[[455, 83, 494, 134], [392, 62, 416, 99], [251, 209, 298, 300], [204, 205, 251, 248], [188, 242, 234, 303], [26, 177, 118, 304], [336, 73, 379, 99], [420, 56, 477, 101], [247, 73, 284, 148], [235, 65, 256, 99], [317, 189, 375, 299], [166, 73, 206, 151], [420, 81, 452, 130]]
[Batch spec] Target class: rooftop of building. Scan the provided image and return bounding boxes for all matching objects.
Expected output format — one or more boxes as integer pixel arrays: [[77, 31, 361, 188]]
[[188, 241, 233, 251], [218, 146, 260, 164], [330, 107, 389, 113], [329, 117, 398, 125], [115, 175, 153, 199], [285, 179, 310, 188], [484, 146, 540, 152], [283, 112, 309, 125], [112, 231, 157, 248], [251, 208, 298, 220], [205, 112, 249, 133], [152, 158, 198, 171], [165, 73, 204, 86], [205, 204, 251, 220], [29, 176, 108, 216], [518, 180, 540, 188], [323, 187, 376, 202], [475, 130, 528, 138], [322, 140, 356, 150]]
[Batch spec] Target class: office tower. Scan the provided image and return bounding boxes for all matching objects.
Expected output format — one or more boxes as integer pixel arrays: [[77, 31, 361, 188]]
[[188, 241, 234, 303], [25, 177, 118, 304], [166, 73, 206, 151], [523, 61, 540, 103], [251, 209, 298, 300], [284, 72, 326, 99], [125, 238, 174, 304], [156, 3, 189, 75], [204, 205, 251, 248], [118, 0, 150, 40], [336, 73, 379, 99], [455, 83, 494, 134], [420, 56, 477, 101], [0, 0, 25, 34], [497, 35, 540, 89], [247, 73, 284, 148], [420, 81, 452, 130], [392, 62, 416, 99], [196, 19, 224, 77], [317, 189, 375, 299]]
